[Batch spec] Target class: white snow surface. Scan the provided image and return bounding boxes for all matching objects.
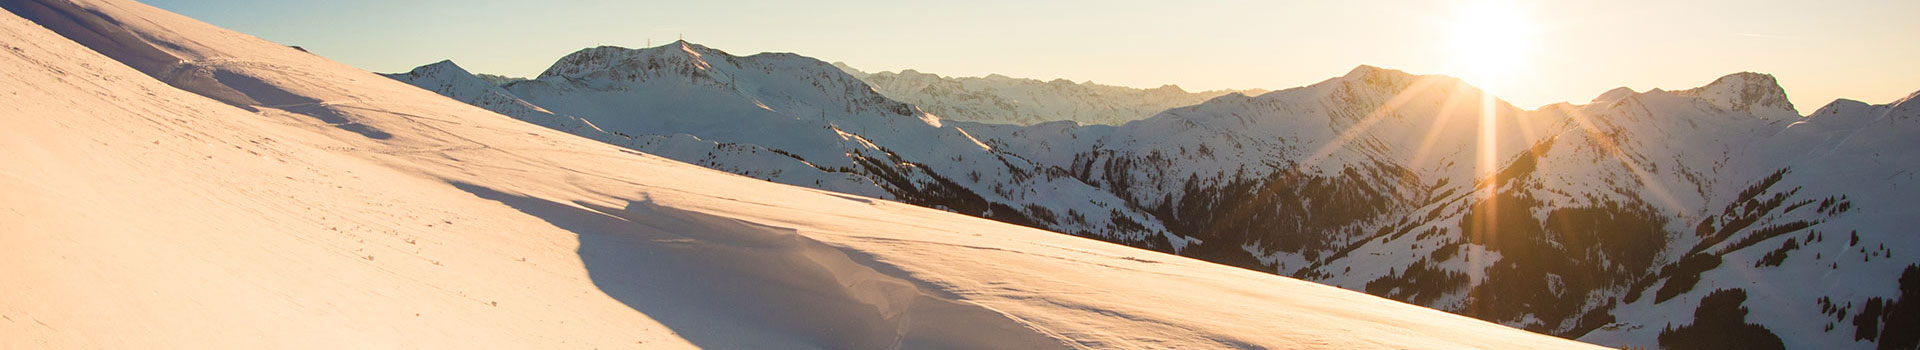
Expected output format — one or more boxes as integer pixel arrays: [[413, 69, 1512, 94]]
[[0, 0, 1601, 349]]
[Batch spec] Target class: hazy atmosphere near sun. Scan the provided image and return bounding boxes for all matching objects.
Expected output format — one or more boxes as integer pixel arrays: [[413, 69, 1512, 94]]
[[142, 0, 1917, 110]]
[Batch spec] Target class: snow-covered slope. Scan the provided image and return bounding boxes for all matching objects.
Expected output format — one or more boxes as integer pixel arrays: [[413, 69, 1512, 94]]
[[0, 0, 1608, 348], [838, 63, 1262, 126]]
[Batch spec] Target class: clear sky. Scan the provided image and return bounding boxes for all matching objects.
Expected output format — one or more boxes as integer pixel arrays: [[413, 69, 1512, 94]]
[[143, 0, 1917, 111]]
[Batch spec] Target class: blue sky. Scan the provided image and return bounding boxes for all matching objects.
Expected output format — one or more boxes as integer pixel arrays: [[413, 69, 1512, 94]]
[[143, 0, 1919, 110]]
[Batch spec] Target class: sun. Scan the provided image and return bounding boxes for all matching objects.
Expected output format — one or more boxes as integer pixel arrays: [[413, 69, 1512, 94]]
[[1448, 1, 1533, 92]]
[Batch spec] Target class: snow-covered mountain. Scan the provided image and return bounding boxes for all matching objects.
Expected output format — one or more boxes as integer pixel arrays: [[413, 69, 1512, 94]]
[[835, 63, 1262, 126], [0, 0, 1609, 348], [381, 60, 894, 199], [958, 66, 1557, 272], [420, 52, 1918, 348], [966, 66, 1920, 349], [388, 42, 1193, 251]]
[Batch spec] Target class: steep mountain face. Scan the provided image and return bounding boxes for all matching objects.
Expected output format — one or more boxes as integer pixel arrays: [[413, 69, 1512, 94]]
[[388, 43, 1186, 250], [390, 31, 1916, 350], [837, 63, 1261, 126]]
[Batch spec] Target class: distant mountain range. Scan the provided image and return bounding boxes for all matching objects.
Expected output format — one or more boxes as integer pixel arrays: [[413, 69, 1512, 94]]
[[392, 42, 1920, 349], [832, 63, 1264, 126]]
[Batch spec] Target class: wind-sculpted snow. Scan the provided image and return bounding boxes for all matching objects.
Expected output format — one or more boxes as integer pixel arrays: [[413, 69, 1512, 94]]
[[0, 0, 1609, 348]]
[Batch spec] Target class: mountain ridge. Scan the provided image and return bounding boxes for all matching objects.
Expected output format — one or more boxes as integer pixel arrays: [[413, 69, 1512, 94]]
[[835, 62, 1266, 126]]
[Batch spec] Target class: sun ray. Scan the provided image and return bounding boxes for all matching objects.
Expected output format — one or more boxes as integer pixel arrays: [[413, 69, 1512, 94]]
[[1204, 76, 1446, 266], [1406, 80, 1471, 172], [1507, 104, 1542, 145], [1470, 76, 1502, 300], [1558, 105, 1688, 215], [1295, 76, 1444, 172]]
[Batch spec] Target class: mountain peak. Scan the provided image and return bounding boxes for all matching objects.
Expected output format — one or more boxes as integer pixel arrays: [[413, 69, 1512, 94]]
[[1341, 64, 1422, 83], [663, 39, 723, 55], [416, 59, 467, 74], [539, 46, 637, 78], [1807, 98, 1873, 120], [538, 41, 732, 79], [1677, 72, 1796, 116], [384, 59, 477, 83], [1338, 64, 1426, 93], [1145, 84, 1188, 94], [1343, 64, 1388, 80], [1592, 87, 1638, 104], [830, 61, 867, 78]]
